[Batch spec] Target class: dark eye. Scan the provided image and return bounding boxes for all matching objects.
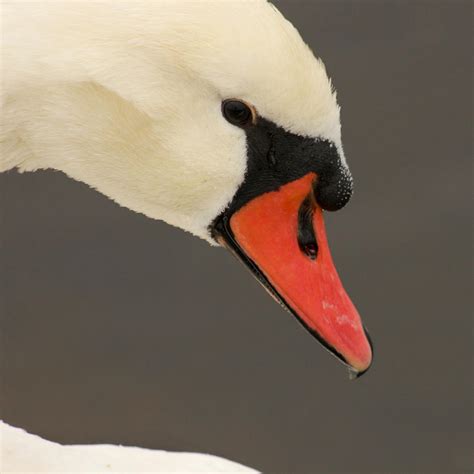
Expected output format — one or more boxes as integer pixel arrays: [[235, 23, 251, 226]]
[[222, 100, 252, 126]]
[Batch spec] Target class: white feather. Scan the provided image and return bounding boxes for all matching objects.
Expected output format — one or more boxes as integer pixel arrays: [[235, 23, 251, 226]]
[[0, 421, 258, 473], [1, 0, 343, 241], [1, 2, 343, 470]]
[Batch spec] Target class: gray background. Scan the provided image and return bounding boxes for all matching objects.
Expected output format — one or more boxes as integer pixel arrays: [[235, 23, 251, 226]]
[[1, 1, 472, 472]]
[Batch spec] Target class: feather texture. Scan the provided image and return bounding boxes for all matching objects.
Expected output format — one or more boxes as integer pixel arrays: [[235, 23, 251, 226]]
[[1, 0, 342, 241]]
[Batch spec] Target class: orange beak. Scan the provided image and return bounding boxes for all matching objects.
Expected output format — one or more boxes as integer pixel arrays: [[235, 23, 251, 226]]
[[216, 173, 372, 376]]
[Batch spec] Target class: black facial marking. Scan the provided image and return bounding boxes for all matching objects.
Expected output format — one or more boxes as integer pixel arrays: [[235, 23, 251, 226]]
[[212, 117, 352, 232], [267, 141, 277, 169], [297, 194, 318, 260], [315, 163, 353, 212]]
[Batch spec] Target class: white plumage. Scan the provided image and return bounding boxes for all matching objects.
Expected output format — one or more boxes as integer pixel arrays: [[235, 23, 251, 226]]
[[1, 0, 342, 241], [0, 421, 257, 472], [1, 1, 345, 471]]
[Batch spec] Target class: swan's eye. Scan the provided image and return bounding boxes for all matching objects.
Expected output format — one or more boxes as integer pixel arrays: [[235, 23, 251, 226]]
[[222, 100, 252, 126]]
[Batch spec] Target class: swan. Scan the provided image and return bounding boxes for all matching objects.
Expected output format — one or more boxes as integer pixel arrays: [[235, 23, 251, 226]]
[[1, 1, 373, 471]]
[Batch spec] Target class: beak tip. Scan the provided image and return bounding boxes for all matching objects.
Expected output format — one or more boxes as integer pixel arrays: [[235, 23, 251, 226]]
[[351, 362, 371, 380], [348, 328, 374, 379], [347, 358, 372, 380]]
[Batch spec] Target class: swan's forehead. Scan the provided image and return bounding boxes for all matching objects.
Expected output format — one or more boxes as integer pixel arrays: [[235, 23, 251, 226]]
[[175, 1, 341, 149]]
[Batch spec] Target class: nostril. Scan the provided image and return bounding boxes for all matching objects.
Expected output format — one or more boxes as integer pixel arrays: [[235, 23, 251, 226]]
[[303, 242, 318, 260], [297, 194, 318, 260]]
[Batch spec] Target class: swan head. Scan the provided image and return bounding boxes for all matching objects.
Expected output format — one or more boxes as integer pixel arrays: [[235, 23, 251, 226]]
[[3, 1, 372, 375]]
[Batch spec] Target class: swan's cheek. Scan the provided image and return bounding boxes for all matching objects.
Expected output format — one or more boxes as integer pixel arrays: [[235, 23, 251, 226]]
[[153, 119, 248, 226]]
